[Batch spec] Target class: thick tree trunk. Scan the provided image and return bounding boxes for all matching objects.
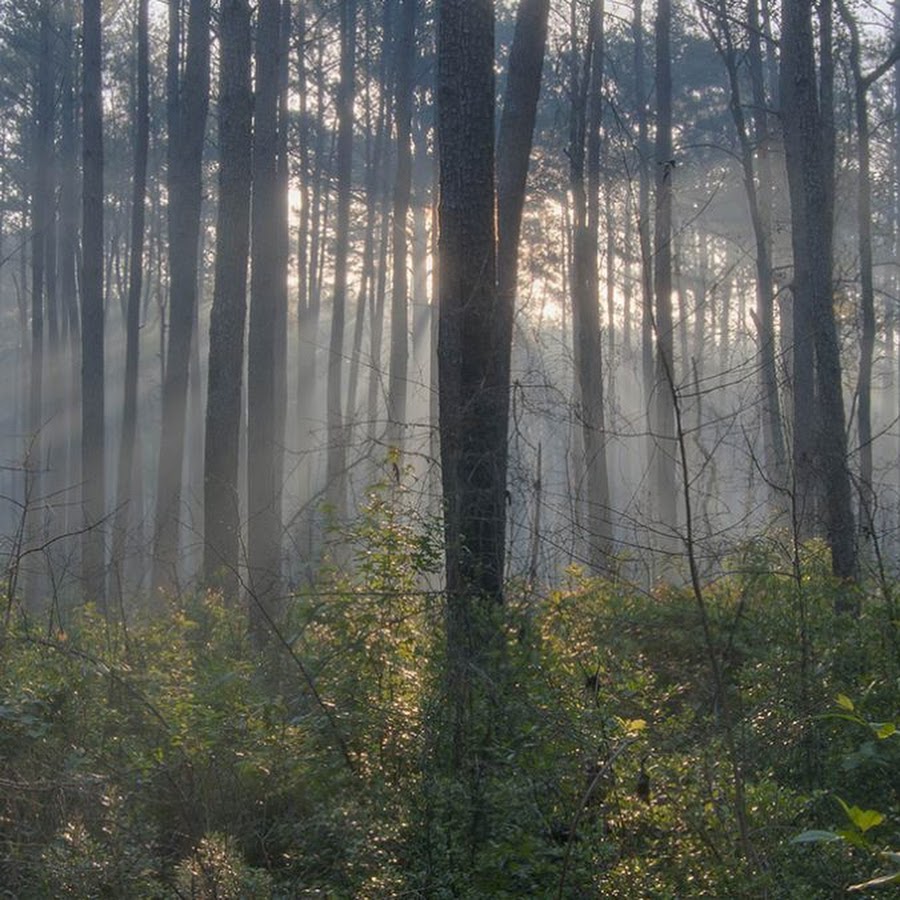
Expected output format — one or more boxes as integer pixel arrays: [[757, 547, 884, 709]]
[[152, 0, 211, 595], [82, 0, 106, 605], [437, 0, 503, 754], [203, 0, 252, 599], [781, 0, 857, 590]]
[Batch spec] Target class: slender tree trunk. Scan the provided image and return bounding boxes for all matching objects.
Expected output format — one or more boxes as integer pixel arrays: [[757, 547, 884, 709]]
[[82, 0, 106, 605], [203, 0, 252, 599], [26, 0, 53, 609], [634, 0, 655, 533], [152, 0, 211, 595], [60, 0, 80, 538], [112, 0, 150, 598], [325, 0, 357, 519], [653, 0, 677, 535], [295, 1, 311, 445], [298, 29, 327, 449], [386, 0, 416, 449], [706, 0, 786, 496], [247, 0, 286, 642], [496, 0, 550, 408], [569, 0, 611, 572], [837, 2, 900, 523], [349, 0, 391, 449]]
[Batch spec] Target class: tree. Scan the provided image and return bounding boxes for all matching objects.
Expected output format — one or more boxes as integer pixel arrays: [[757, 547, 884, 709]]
[[152, 0, 211, 595], [386, 0, 416, 449], [702, 0, 786, 500], [112, 0, 151, 597], [652, 0, 677, 536], [780, 0, 857, 589], [26, 0, 53, 608], [59, 0, 80, 538], [836, 0, 900, 520], [437, 0, 501, 763], [567, 0, 612, 572], [203, 0, 252, 599], [82, 0, 106, 605], [247, 0, 287, 641], [325, 0, 357, 518]]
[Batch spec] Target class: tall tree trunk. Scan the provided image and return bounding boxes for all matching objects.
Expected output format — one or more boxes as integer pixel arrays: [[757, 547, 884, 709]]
[[248, 0, 286, 642], [569, 0, 612, 572], [203, 0, 252, 600], [705, 0, 786, 498], [653, 0, 677, 535], [781, 0, 857, 590], [297, 25, 326, 450], [634, 0, 655, 534], [348, 0, 391, 451], [496, 0, 550, 409], [26, 0, 53, 609], [387, 0, 416, 448], [152, 0, 211, 595], [112, 0, 150, 598], [60, 0, 80, 538], [325, 0, 356, 519], [82, 0, 106, 605], [837, 2, 900, 524], [295, 0, 311, 444], [437, 0, 502, 761]]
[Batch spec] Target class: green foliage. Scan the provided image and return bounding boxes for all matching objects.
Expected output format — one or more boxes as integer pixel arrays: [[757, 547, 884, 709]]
[[0, 528, 898, 896]]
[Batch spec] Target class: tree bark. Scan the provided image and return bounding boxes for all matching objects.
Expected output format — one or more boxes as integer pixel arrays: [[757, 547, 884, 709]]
[[704, 0, 786, 498], [780, 0, 857, 590], [203, 0, 252, 600], [568, 0, 612, 572], [496, 0, 550, 436], [112, 0, 150, 598], [386, 0, 416, 449], [437, 0, 503, 747], [248, 0, 286, 642], [81, 0, 106, 606], [653, 0, 677, 536], [26, 0, 53, 609], [152, 0, 211, 595], [325, 0, 357, 519]]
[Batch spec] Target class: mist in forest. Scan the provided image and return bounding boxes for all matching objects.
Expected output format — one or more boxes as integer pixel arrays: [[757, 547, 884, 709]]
[[0, 0, 892, 617]]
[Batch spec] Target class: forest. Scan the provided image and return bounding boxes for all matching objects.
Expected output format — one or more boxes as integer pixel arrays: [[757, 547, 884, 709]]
[[0, 0, 899, 894]]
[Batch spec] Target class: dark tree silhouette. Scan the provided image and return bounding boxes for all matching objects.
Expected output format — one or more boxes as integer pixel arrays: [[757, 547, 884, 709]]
[[152, 0, 211, 595], [203, 0, 252, 599], [81, 0, 106, 606]]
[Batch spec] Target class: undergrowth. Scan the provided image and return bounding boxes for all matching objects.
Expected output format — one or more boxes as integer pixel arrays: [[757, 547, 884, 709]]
[[1, 521, 898, 897]]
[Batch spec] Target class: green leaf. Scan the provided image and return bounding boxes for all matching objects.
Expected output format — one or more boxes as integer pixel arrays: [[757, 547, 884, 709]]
[[874, 721, 897, 739], [844, 806, 886, 834], [836, 694, 855, 712], [791, 830, 841, 844]]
